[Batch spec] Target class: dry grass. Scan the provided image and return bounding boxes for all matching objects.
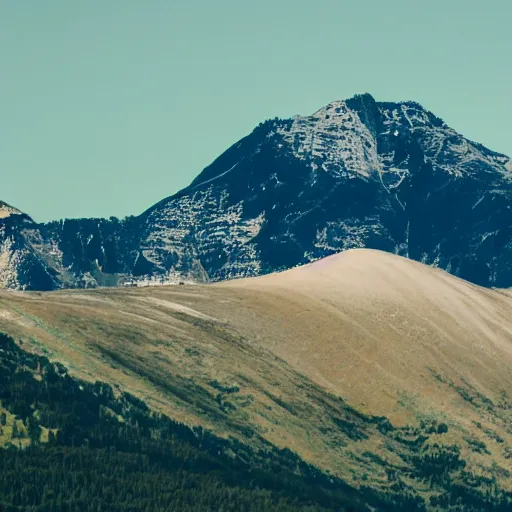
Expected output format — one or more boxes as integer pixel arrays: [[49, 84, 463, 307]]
[[1, 248, 511, 485]]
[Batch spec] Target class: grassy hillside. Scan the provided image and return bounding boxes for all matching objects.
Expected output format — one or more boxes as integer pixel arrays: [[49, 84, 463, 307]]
[[0, 333, 374, 511], [0, 249, 511, 509]]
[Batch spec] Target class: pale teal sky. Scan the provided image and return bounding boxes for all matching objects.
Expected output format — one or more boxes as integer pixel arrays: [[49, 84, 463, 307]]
[[1, 0, 511, 222]]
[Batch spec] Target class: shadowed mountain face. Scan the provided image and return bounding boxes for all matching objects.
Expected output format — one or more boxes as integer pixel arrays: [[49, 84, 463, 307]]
[[2, 93, 512, 290]]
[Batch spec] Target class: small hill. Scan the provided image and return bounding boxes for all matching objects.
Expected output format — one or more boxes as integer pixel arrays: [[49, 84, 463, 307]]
[[220, 249, 512, 426]]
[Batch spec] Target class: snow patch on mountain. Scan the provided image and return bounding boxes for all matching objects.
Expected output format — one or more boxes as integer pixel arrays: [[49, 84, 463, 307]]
[[0, 236, 25, 289], [378, 103, 508, 179], [277, 101, 380, 178], [142, 187, 265, 280], [307, 218, 387, 257]]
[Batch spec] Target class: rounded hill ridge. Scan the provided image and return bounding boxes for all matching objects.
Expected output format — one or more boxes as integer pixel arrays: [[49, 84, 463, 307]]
[[219, 249, 512, 427]]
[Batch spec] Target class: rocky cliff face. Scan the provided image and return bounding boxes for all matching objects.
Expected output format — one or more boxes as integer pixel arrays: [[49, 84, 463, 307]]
[[2, 93, 511, 290], [138, 93, 512, 287], [0, 202, 142, 290], [0, 202, 59, 290]]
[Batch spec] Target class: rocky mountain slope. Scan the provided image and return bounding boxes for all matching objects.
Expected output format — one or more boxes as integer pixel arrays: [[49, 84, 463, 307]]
[[2, 93, 512, 290], [1, 250, 511, 509], [0, 202, 144, 290], [0, 201, 59, 290]]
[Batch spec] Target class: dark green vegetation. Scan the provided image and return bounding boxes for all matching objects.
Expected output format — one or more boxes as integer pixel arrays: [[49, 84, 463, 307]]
[[0, 333, 511, 511], [0, 333, 389, 512]]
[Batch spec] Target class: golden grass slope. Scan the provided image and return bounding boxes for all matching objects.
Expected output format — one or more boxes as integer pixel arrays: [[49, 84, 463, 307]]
[[0, 248, 511, 486], [220, 249, 512, 426]]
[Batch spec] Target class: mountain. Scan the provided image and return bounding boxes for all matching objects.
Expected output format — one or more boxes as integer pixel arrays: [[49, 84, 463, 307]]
[[2, 93, 512, 290], [0, 204, 143, 290], [141, 94, 512, 286], [0, 201, 60, 290], [1, 250, 512, 509]]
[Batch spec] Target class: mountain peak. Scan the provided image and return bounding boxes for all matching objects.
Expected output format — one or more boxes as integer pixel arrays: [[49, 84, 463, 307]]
[[1, 95, 512, 291], [276, 94, 451, 178], [278, 96, 381, 178], [0, 201, 24, 220], [321, 92, 376, 108]]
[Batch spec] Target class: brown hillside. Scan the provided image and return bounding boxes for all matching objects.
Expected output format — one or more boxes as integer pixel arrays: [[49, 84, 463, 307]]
[[1, 248, 511, 488], [219, 249, 512, 427]]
